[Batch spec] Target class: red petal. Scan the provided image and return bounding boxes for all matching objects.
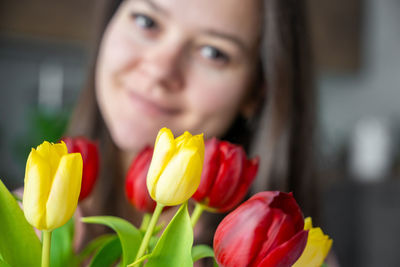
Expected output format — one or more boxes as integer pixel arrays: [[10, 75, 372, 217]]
[[208, 143, 245, 208], [214, 191, 306, 267], [218, 156, 259, 212], [76, 138, 99, 201], [257, 230, 308, 267], [125, 147, 156, 212], [192, 138, 220, 202], [62, 137, 100, 201], [214, 197, 273, 267]]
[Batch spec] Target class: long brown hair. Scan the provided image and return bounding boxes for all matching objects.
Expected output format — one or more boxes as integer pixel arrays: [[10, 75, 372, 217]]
[[67, 0, 317, 241]]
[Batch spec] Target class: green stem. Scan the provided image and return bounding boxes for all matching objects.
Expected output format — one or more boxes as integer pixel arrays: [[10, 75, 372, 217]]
[[41, 230, 52, 267], [191, 203, 205, 228], [134, 203, 164, 265], [139, 213, 152, 232]]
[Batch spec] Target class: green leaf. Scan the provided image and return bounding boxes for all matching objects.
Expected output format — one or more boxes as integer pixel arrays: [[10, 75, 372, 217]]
[[148, 235, 159, 252], [192, 245, 215, 262], [88, 235, 121, 267], [0, 179, 41, 267], [75, 234, 116, 264], [145, 202, 193, 267], [50, 218, 75, 267], [82, 216, 142, 267], [192, 245, 219, 266], [0, 259, 11, 267]]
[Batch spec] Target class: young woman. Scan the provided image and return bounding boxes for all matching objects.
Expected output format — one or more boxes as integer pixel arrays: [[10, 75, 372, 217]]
[[67, 0, 316, 248]]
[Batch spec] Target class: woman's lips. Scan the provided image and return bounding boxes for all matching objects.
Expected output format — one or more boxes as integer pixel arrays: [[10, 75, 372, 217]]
[[125, 89, 182, 117]]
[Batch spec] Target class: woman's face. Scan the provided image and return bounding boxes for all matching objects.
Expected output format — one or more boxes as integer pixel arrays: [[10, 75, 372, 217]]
[[96, 0, 262, 151]]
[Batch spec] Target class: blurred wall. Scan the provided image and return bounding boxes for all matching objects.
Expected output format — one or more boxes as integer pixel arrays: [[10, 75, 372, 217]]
[[318, 0, 400, 156], [317, 0, 400, 266], [0, 0, 102, 188]]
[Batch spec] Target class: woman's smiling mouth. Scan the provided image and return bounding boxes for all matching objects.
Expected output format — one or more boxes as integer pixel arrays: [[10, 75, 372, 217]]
[[125, 89, 182, 117]]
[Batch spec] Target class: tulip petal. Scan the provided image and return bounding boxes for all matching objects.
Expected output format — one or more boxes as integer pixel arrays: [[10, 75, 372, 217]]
[[175, 131, 192, 149], [214, 192, 307, 267], [45, 153, 83, 230], [53, 141, 68, 157], [219, 156, 259, 212], [208, 144, 244, 208], [304, 217, 312, 230], [63, 137, 100, 201], [126, 147, 156, 212], [292, 217, 333, 267], [76, 138, 99, 201], [147, 128, 175, 198], [183, 133, 205, 159], [214, 197, 270, 267], [192, 138, 220, 202], [36, 141, 66, 177], [258, 230, 308, 267], [23, 149, 52, 230], [155, 147, 203, 206]]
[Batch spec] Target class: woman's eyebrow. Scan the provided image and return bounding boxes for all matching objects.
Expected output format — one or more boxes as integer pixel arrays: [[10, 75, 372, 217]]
[[203, 29, 248, 53], [132, 0, 248, 53], [133, 0, 169, 16]]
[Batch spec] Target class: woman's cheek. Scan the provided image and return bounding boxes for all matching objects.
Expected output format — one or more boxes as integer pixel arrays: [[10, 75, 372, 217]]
[[184, 84, 244, 137], [189, 78, 247, 116], [101, 29, 140, 74]]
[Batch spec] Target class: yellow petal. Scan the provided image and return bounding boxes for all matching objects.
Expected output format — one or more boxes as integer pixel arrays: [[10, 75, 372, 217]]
[[23, 149, 52, 230], [292, 219, 333, 267], [46, 153, 83, 230], [175, 131, 192, 149], [147, 128, 175, 198], [53, 141, 68, 157], [154, 146, 203, 205], [36, 141, 63, 178], [185, 133, 204, 162], [304, 217, 313, 230]]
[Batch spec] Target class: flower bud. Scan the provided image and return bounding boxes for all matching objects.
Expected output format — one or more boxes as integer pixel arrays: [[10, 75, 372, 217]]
[[23, 141, 83, 231], [62, 137, 99, 201], [292, 217, 332, 267], [147, 128, 204, 206], [125, 146, 156, 213], [192, 138, 259, 212], [213, 191, 308, 267]]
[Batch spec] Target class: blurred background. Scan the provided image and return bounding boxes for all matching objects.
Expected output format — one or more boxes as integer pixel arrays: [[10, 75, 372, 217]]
[[0, 0, 399, 266]]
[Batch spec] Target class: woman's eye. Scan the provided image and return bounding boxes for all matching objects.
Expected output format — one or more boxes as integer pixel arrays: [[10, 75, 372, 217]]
[[132, 13, 157, 30], [200, 46, 229, 63]]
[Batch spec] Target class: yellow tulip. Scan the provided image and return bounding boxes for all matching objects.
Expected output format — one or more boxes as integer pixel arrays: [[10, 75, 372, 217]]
[[23, 141, 83, 231], [147, 128, 204, 206], [292, 217, 333, 267]]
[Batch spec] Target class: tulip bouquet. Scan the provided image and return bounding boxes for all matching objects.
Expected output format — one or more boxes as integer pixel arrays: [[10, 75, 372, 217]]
[[0, 127, 332, 267]]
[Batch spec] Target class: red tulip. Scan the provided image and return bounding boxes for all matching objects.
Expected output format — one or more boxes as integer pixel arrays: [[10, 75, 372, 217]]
[[125, 146, 156, 213], [213, 191, 308, 267], [192, 138, 259, 212], [62, 137, 99, 201]]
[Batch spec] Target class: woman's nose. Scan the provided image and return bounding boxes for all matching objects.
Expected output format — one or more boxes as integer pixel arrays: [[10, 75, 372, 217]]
[[139, 41, 185, 92]]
